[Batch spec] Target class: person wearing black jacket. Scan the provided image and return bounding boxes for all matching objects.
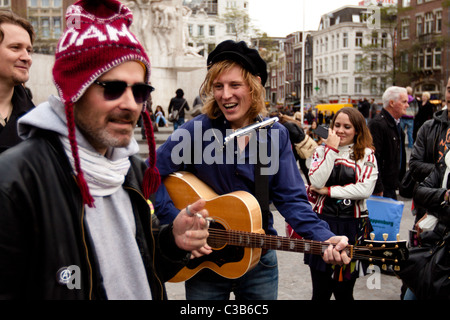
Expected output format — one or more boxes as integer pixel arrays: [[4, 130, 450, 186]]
[[0, 11, 35, 153], [0, 0, 208, 300], [168, 88, 190, 130], [368, 86, 408, 200]]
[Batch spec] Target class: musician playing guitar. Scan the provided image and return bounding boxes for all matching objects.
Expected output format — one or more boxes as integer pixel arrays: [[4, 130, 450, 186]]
[[153, 40, 350, 300]]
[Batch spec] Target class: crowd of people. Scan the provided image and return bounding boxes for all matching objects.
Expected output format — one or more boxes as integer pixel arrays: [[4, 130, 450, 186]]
[[0, 0, 448, 301]]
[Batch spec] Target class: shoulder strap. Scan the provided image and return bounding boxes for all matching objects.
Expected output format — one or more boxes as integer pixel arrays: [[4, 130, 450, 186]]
[[254, 134, 270, 233], [180, 99, 187, 111]]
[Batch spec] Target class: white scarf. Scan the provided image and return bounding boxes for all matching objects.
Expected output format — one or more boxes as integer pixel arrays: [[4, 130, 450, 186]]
[[61, 137, 131, 197]]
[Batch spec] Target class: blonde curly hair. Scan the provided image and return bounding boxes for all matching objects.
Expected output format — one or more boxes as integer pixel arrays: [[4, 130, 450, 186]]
[[200, 60, 267, 121]]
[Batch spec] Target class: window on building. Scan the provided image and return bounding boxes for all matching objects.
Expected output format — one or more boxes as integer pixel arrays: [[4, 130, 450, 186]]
[[381, 55, 388, 71], [436, 11, 442, 33], [401, 52, 408, 72], [371, 32, 378, 46], [188, 24, 193, 37], [425, 48, 432, 69], [341, 77, 348, 94], [53, 17, 61, 39], [342, 54, 348, 70], [209, 25, 215, 36], [226, 23, 236, 34], [380, 77, 387, 93], [336, 34, 339, 49], [343, 32, 348, 48], [335, 55, 339, 71], [434, 47, 441, 69], [355, 77, 362, 93], [424, 12, 434, 34], [41, 17, 50, 38], [417, 0, 423, 4], [0, 0, 10, 7], [370, 78, 377, 95], [371, 55, 378, 71], [355, 32, 363, 47], [29, 0, 38, 7], [418, 50, 424, 69], [381, 33, 388, 48], [30, 17, 38, 33], [416, 16, 423, 36], [401, 19, 409, 39], [53, 0, 62, 7], [42, 0, 49, 7], [198, 25, 204, 36], [355, 54, 362, 72], [402, 0, 411, 6]]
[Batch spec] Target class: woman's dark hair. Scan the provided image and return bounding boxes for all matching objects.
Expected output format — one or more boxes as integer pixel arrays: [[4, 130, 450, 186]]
[[330, 107, 374, 161], [175, 88, 184, 98]]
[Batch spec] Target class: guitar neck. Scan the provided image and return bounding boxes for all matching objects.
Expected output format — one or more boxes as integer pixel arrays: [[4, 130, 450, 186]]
[[208, 228, 353, 258]]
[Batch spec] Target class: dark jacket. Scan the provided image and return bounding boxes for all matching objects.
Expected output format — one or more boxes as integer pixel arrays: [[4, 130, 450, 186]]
[[368, 108, 406, 194], [414, 160, 450, 227], [168, 97, 189, 119], [409, 109, 450, 182], [413, 101, 435, 141], [0, 85, 35, 153], [0, 130, 189, 300]]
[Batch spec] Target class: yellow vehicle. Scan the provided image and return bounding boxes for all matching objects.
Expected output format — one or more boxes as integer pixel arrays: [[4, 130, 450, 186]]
[[314, 103, 354, 114]]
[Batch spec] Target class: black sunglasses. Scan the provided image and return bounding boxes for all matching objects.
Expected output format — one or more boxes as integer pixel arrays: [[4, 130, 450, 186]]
[[94, 80, 154, 103]]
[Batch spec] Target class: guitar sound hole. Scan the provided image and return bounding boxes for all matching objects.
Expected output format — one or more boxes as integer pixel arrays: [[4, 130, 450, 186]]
[[207, 221, 227, 249]]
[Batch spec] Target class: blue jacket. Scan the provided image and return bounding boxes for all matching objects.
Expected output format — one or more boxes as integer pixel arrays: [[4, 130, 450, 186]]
[[155, 114, 334, 241]]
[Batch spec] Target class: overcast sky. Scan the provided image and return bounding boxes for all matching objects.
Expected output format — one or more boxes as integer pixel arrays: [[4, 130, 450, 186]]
[[248, 0, 363, 37]]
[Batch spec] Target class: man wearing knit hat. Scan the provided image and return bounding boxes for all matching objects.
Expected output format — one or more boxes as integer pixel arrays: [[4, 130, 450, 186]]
[[155, 40, 350, 300], [0, 0, 209, 300]]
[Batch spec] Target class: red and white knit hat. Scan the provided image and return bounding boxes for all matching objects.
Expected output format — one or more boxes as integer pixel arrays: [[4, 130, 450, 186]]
[[53, 0, 160, 207]]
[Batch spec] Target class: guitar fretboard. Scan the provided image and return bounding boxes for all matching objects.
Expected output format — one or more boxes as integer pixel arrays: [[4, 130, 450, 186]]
[[208, 228, 352, 257]]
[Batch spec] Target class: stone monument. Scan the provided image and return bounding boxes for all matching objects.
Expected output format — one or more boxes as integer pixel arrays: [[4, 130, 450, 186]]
[[125, 0, 206, 110]]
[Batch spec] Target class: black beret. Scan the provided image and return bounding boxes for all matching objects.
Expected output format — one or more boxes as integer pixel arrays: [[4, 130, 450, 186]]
[[207, 40, 268, 86]]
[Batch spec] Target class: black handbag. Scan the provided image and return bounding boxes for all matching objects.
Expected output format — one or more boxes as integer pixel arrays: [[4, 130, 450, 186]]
[[396, 222, 450, 300], [399, 170, 416, 198]]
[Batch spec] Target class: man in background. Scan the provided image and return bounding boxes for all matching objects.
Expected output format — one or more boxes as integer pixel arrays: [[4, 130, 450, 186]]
[[369, 86, 408, 200], [0, 11, 34, 153]]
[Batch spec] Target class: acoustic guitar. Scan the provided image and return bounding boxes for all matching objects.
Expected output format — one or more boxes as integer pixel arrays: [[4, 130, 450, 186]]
[[164, 171, 409, 283]]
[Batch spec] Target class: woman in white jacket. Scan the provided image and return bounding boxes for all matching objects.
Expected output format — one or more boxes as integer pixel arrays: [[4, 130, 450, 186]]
[[306, 107, 379, 300]]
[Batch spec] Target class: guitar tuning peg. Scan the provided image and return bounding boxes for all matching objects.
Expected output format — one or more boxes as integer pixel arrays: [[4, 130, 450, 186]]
[[382, 233, 388, 241], [394, 265, 400, 271], [396, 234, 400, 241], [368, 264, 374, 270], [382, 264, 387, 271], [370, 233, 375, 240]]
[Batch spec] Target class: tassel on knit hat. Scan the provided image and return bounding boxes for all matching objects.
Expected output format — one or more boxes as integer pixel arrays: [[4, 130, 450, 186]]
[[52, 0, 160, 207]]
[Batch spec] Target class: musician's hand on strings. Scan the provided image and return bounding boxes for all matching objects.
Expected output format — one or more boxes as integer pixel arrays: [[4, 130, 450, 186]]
[[190, 244, 213, 259], [322, 236, 351, 265], [173, 199, 210, 252]]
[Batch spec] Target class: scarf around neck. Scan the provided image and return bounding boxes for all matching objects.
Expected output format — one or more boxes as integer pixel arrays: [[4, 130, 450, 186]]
[[61, 137, 131, 197]]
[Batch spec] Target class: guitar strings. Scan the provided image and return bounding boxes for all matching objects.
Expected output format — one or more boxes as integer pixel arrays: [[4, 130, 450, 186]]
[[207, 228, 399, 262]]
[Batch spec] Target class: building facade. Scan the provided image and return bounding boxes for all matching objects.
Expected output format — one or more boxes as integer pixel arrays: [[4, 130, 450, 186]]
[[312, 5, 393, 105], [396, 0, 448, 101], [183, 0, 251, 58]]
